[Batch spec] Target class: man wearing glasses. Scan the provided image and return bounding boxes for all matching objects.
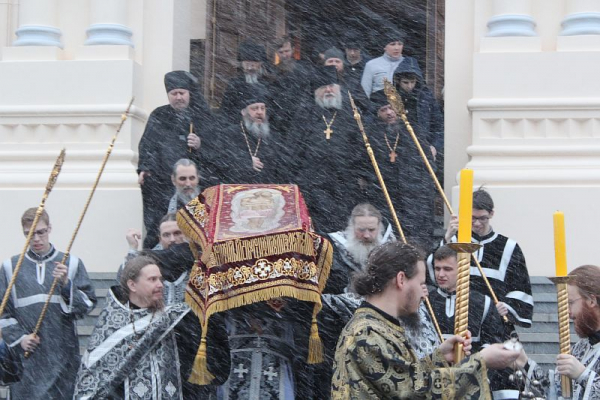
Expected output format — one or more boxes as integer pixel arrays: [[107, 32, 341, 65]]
[[431, 189, 534, 336], [0, 208, 96, 400]]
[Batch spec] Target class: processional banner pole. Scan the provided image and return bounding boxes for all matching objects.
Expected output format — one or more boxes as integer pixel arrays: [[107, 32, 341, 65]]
[[549, 211, 572, 398], [25, 98, 135, 358], [382, 79, 510, 325], [348, 91, 444, 343], [0, 149, 66, 317]]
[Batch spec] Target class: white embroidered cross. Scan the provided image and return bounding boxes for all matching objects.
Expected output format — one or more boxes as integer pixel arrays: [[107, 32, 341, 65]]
[[263, 366, 278, 381], [234, 363, 248, 379], [254, 260, 271, 278]]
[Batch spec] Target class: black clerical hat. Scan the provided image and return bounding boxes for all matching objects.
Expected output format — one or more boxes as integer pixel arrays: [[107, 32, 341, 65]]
[[240, 84, 270, 109], [238, 40, 267, 62], [311, 65, 338, 92], [164, 71, 197, 93], [370, 90, 390, 111]]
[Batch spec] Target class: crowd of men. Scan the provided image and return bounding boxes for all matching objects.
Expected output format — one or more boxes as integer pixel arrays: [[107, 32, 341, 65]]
[[0, 32, 599, 400]]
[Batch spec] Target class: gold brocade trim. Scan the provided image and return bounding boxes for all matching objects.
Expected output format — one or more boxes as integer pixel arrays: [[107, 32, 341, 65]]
[[177, 200, 209, 250], [208, 231, 316, 267]]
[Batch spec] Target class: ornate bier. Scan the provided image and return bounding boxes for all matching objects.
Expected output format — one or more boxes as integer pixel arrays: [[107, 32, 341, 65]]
[[177, 184, 332, 384]]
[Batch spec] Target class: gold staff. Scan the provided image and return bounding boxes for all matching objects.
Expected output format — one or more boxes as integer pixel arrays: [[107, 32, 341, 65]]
[[25, 98, 134, 358], [0, 149, 66, 317], [382, 79, 510, 324], [549, 276, 572, 398], [348, 92, 444, 343]]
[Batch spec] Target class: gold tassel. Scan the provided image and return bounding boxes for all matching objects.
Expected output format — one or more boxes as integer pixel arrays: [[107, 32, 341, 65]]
[[307, 315, 324, 364], [188, 319, 215, 385]]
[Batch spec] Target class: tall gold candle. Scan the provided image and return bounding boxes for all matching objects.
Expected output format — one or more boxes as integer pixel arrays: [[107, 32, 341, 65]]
[[457, 169, 473, 243], [554, 211, 567, 277]]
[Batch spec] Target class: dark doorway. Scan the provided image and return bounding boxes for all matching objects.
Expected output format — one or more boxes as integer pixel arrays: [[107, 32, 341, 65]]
[[196, 0, 444, 106]]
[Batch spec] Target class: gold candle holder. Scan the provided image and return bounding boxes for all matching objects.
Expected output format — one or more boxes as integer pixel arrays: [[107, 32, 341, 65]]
[[549, 276, 572, 398], [447, 242, 481, 362]]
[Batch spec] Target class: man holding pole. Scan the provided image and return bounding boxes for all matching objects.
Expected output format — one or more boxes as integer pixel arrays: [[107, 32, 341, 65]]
[[433, 188, 534, 332], [0, 208, 96, 399], [331, 241, 521, 399], [362, 90, 436, 249]]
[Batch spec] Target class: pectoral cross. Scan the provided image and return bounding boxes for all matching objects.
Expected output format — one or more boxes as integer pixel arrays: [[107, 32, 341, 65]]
[[324, 127, 333, 140], [389, 151, 397, 163]]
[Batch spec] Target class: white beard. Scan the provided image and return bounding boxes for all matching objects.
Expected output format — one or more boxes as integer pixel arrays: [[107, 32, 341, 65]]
[[177, 186, 201, 204], [315, 92, 342, 110], [344, 225, 384, 269], [244, 118, 270, 139]]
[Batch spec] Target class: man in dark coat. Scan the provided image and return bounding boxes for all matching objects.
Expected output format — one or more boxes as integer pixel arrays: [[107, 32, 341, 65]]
[[213, 84, 292, 185], [268, 36, 313, 136], [219, 40, 270, 125], [363, 90, 436, 250], [291, 65, 367, 233], [394, 60, 444, 157], [137, 70, 214, 248]]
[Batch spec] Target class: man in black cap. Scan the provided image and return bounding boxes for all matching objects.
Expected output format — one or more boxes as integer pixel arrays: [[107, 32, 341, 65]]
[[323, 47, 369, 113], [360, 27, 421, 97], [219, 40, 270, 125], [213, 84, 291, 184], [138, 70, 214, 248], [362, 89, 436, 249], [291, 65, 368, 233]]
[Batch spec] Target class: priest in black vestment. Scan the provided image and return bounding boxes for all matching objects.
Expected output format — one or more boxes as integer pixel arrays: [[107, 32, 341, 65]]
[[213, 84, 292, 185], [362, 90, 436, 250], [137, 71, 216, 248], [291, 65, 368, 232]]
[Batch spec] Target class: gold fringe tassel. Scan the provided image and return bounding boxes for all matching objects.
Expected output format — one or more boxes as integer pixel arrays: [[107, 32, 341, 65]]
[[188, 317, 215, 385], [308, 308, 324, 364]]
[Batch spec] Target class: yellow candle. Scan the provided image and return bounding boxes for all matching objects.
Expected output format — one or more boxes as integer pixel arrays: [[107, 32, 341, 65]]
[[457, 169, 474, 243], [554, 211, 567, 277]]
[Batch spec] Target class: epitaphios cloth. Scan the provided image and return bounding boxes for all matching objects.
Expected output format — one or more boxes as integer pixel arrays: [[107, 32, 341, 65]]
[[176, 184, 333, 384]]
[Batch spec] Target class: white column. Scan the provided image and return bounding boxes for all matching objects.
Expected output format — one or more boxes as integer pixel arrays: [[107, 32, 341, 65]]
[[486, 0, 537, 37], [561, 0, 600, 36], [13, 0, 62, 47], [85, 0, 133, 47]]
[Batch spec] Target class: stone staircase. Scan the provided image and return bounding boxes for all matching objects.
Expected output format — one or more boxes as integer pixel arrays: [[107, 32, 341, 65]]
[[76, 272, 117, 353], [76, 274, 571, 371], [516, 276, 577, 371]]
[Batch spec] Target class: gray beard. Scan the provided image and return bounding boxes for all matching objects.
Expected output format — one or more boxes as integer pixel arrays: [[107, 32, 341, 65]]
[[244, 118, 270, 139], [316, 93, 342, 110], [245, 73, 259, 84], [177, 186, 200, 204], [344, 226, 383, 269]]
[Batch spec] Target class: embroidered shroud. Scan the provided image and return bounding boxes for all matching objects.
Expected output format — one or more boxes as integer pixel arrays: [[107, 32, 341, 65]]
[[177, 184, 333, 384]]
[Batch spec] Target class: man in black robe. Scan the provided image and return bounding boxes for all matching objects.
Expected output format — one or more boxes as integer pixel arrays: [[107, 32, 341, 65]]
[[137, 70, 215, 248], [268, 36, 313, 136], [432, 188, 534, 333], [292, 65, 367, 233], [219, 40, 270, 125], [363, 90, 436, 250], [213, 84, 292, 185]]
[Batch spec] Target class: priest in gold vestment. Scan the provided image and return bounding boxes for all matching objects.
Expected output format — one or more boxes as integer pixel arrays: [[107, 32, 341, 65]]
[[331, 242, 521, 399]]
